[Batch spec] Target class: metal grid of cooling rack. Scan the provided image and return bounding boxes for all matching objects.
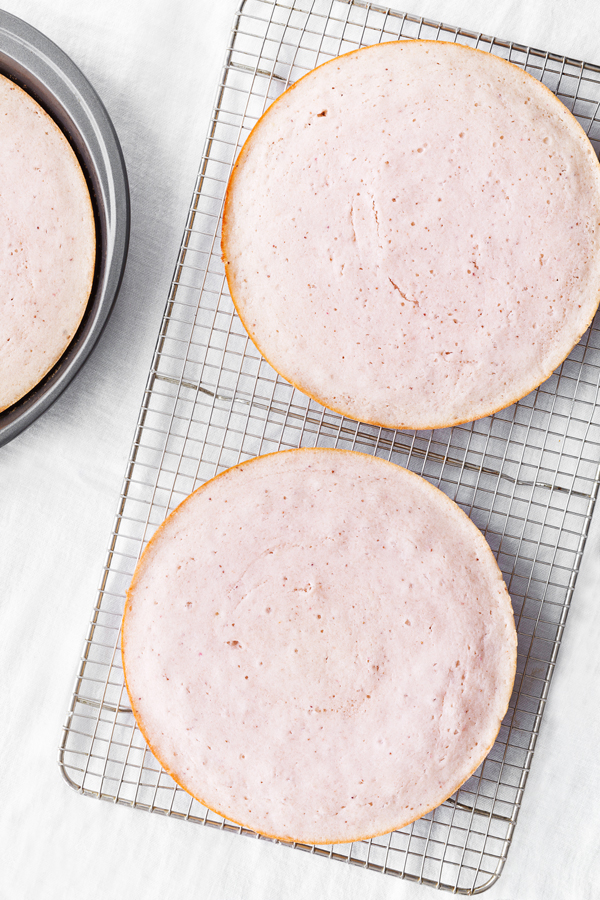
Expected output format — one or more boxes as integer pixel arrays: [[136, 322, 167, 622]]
[[59, 0, 600, 894]]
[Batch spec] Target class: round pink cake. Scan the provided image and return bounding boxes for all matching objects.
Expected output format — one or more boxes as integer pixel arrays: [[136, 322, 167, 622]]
[[222, 41, 600, 430], [122, 448, 517, 843], [0, 73, 96, 412]]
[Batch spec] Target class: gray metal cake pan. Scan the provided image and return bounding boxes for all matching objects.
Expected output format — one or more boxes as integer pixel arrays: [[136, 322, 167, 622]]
[[0, 9, 130, 447]]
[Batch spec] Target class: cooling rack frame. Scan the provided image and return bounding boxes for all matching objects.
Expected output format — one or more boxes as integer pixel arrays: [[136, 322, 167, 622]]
[[59, 0, 600, 893]]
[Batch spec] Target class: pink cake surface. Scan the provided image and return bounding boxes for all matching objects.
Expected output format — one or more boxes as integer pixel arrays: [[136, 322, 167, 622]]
[[0, 74, 95, 412], [222, 41, 600, 429], [122, 448, 517, 844]]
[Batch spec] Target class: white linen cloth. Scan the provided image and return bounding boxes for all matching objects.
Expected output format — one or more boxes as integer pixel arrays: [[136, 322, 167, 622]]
[[1, 1, 599, 898]]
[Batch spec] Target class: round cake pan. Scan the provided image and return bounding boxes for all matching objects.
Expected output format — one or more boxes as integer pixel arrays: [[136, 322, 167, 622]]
[[0, 10, 130, 447]]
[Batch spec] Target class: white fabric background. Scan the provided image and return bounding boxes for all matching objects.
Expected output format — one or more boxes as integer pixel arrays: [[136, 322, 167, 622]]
[[1, 1, 599, 898]]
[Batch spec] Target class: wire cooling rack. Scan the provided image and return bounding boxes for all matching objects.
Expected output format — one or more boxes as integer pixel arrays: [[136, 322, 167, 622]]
[[59, 0, 600, 894]]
